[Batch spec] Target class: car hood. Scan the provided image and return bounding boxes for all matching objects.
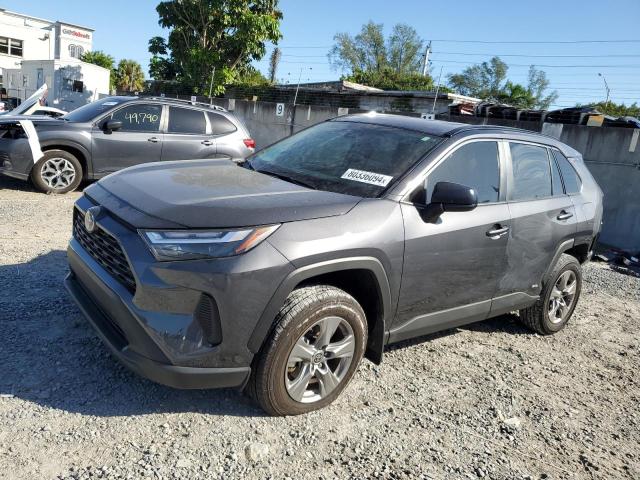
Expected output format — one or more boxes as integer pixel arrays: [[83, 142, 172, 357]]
[[87, 159, 362, 228]]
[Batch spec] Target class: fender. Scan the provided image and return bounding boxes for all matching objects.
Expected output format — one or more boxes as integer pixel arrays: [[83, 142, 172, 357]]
[[541, 239, 575, 286], [247, 257, 392, 364], [39, 140, 93, 177]]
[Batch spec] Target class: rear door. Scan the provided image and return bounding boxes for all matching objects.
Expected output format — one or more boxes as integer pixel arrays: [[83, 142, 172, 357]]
[[91, 103, 164, 174], [499, 140, 577, 302], [160, 106, 216, 161]]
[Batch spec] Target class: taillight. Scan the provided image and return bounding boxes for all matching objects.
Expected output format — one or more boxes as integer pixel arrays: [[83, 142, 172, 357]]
[[243, 138, 256, 149]]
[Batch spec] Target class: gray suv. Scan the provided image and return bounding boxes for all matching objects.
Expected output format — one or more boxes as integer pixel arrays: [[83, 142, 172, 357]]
[[65, 114, 603, 415], [0, 96, 254, 193]]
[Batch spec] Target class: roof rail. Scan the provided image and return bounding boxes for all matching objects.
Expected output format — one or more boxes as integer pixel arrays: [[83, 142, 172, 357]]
[[142, 96, 227, 112], [446, 124, 556, 140]]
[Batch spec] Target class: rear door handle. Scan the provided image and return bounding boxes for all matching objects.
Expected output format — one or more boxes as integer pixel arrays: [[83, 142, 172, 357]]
[[486, 225, 509, 238], [201, 140, 214, 146], [557, 210, 573, 221], [147, 136, 160, 143]]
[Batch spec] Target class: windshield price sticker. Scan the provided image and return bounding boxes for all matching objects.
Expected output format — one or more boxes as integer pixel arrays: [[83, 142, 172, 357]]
[[341, 169, 393, 187]]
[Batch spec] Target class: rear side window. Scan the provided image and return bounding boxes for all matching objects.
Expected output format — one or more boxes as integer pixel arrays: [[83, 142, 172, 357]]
[[426, 141, 500, 204], [554, 150, 582, 194], [168, 107, 206, 134], [110, 104, 162, 132], [208, 112, 237, 135], [509, 143, 552, 201]]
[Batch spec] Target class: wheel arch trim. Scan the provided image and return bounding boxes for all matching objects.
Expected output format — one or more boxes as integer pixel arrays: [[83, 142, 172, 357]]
[[542, 239, 576, 286], [247, 257, 392, 361], [39, 141, 93, 177]]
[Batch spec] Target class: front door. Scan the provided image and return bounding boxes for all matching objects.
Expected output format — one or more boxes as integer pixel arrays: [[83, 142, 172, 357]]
[[91, 103, 164, 175], [161, 106, 217, 161], [390, 139, 511, 343]]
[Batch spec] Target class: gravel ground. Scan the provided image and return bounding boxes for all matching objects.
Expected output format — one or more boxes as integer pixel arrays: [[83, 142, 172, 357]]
[[1, 175, 639, 480]]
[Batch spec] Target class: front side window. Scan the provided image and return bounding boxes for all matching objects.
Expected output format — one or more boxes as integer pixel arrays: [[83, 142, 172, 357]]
[[110, 104, 162, 132], [554, 150, 582, 194], [509, 143, 552, 201], [168, 107, 206, 134], [247, 120, 442, 197], [425, 141, 500, 204]]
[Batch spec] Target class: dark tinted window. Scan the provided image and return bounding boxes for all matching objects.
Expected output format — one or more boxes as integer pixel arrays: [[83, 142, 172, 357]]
[[111, 104, 162, 132], [62, 97, 127, 122], [554, 150, 582, 194], [208, 112, 237, 135], [509, 143, 552, 201], [248, 121, 442, 197], [551, 152, 564, 196], [168, 107, 206, 134], [426, 141, 500, 204]]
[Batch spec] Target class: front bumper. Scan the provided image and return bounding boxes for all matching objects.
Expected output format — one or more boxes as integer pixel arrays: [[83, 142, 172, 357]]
[[65, 195, 294, 389], [0, 137, 34, 180], [65, 270, 250, 389]]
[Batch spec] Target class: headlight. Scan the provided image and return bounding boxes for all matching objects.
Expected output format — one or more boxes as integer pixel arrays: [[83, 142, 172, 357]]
[[140, 225, 280, 261]]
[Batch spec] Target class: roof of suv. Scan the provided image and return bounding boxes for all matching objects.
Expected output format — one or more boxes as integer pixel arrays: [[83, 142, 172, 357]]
[[335, 113, 580, 157], [108, 95, 228, 113]]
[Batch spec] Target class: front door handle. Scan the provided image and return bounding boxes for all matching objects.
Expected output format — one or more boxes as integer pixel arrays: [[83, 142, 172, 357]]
[[201, 140, 214, 146], [557, 210, 573, 221], [147, 137, 160, 143], [486, 225, 509, 238]]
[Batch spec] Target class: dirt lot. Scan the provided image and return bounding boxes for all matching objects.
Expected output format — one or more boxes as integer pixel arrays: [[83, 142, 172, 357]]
[[0, 175, 638, 480]]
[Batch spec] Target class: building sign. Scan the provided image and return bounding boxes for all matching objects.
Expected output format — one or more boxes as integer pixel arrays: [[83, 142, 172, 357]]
[[61, 28, 91, 40]]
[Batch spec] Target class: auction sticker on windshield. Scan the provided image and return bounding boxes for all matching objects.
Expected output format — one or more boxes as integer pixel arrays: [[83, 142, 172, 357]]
[[341, 169, 393, 187]]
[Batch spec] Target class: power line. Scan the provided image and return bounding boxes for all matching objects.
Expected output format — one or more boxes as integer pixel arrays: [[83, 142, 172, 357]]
[[430, 59, 640, 68], [433, 51, 640, 58], [276, 39, 640, 49]]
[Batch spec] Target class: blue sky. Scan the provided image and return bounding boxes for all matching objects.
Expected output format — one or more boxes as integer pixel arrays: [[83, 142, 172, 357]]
[[7, 0, 640, 108]]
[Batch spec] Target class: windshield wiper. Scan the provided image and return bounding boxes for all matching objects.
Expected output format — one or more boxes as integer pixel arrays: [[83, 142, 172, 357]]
[[255, 169, 317, 190]]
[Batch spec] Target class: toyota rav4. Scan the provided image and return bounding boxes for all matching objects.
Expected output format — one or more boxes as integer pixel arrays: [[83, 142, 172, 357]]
[[65, 114, 603, 415]]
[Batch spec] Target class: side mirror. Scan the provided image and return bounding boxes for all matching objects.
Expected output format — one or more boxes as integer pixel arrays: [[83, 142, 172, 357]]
[[103, 119, 122, 132], [420, 181, 478, 222]]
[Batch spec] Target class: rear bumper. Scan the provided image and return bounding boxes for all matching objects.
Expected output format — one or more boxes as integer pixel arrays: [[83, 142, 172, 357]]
[[64, 248, 250, 390]]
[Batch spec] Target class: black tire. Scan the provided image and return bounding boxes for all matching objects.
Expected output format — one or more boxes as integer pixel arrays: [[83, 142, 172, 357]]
[[519, 254, 582, 335], [248, 285, 367, 416], [31, 149, 83, 194]]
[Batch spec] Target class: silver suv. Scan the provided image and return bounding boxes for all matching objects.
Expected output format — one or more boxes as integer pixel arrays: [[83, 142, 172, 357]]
[[0, 96, 254, 193]]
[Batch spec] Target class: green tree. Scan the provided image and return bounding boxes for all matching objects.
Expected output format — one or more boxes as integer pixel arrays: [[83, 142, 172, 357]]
[[148, 36, 177, 81], [448, 57, 508, 99], [585, 101, 640, 117], [344, 68, 447, 92], [115, 59, 145, 92], [448, 58, 557, 109], [233, 64, 270, 87], [268, 47, 282, 83], [80, 50, 116, 90], [329, 21, 424, 75], [150, 0, 282, 94]]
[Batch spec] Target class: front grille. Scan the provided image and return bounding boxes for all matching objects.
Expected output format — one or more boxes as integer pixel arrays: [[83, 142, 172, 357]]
[[73, 208, 136, 293]]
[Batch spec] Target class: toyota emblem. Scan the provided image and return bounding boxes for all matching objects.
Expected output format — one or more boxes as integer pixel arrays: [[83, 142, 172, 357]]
[[84, 206, 101, 233]]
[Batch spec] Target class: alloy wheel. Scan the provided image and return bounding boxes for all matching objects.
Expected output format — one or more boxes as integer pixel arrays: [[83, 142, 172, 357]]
[[41, 158, 76, 190], [548, 270, 578, 324], [285, 316, 355, 403]]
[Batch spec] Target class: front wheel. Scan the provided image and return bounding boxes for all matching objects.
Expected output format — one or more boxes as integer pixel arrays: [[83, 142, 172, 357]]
[[31, 150, 83, 193], [248, 285, 367, 416], [519, 254, 582, 334]]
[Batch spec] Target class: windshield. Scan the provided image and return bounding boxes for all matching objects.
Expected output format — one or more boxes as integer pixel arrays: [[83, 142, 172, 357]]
[[62, 97, 128, 122], [247, 120, 442, 197]]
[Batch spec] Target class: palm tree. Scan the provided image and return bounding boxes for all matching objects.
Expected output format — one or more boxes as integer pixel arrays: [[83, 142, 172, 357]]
[[115, 59, 145, 92]]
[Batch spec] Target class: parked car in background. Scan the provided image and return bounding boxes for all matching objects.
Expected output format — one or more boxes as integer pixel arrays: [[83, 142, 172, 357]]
[[65, 114, 603, 415], [0, 96, 254, 193]]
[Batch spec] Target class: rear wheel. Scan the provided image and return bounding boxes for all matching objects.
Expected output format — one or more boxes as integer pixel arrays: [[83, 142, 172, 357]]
[[519, 254, 582, 334], [248, 285, 367, 416], [31, 150, 83, 193]]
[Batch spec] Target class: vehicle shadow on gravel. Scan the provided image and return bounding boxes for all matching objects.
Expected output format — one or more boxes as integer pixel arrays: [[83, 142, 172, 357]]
[[386, 313, 530, 352], [0, 174, 39, 192], [0, 250, 265, 418]]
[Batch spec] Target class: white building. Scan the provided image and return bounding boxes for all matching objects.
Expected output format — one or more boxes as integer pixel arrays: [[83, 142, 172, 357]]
[[0, 8, 109, 111]]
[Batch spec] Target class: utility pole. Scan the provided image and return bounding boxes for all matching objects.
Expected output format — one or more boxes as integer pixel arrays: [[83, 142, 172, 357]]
[[293, 67, 312, 106], [598, 72, 610, 107], [431, 66, 444, 114], [421, 41, 431, 77], [208, 66, 216, 103]]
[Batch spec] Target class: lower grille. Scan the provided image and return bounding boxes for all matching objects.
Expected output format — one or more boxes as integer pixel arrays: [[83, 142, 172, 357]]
[[73, 208, 136, 293]]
